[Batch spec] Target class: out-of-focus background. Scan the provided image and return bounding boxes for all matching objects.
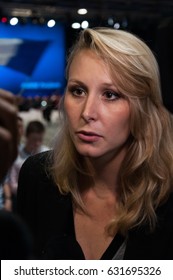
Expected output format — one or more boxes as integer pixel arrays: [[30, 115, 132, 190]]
[[1, 0, 173, 145], [19, 106, 60, 148]]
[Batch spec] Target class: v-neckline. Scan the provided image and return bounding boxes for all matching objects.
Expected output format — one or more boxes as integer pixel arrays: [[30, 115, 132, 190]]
[[70, 195, 125, 260]]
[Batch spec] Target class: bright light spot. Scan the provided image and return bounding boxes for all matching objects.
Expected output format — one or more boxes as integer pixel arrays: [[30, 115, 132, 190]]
[[114, 22, 120, 29], [47, 19, 56, 28], [41, 100, 47, 107], [77, 8, 88, 15], [81, 20, 89, 29], [71, 22, 80, 29], [10, 17, 18, 26]]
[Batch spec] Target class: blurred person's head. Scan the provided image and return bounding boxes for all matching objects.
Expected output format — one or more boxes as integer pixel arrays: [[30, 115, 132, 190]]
[[25, 120, 45, 154]]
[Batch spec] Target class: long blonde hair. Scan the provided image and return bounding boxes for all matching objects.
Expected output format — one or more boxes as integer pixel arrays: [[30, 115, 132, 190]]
[[51, 28, 173, 234]]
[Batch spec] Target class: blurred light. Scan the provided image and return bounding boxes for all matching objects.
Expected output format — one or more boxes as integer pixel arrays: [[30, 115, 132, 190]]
[[11, 8, 32, 17], [81, 20, 89, 29], [41, 100, 47, 107], [108, 17, 114, 25], [114, 22, 120, 29], [1, 17, 8, 23], [10, 17, 19, 26], [71, 22, 80, 29], [77, 8, 88, 15], [47, 19, 56, 28]]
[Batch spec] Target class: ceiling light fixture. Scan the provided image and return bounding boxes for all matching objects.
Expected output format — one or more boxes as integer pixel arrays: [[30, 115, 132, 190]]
[[71, 22, 80, 29], [81, 20, 89, 29], [77, 8, 88, 15], [10, 17, 18, 26], [47, 19, 56, 28]]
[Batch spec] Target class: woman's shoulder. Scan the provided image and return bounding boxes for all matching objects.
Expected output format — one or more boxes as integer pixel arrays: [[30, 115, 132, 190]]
[[126, 193, 173, 259], [21, 150, 53, 174], [17, 150, 62, 213], [18, 150, 54, 189], [24, 150, 52, 165]]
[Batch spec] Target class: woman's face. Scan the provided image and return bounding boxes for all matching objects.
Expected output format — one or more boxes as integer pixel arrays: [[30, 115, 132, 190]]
[[64, 49, 131, 161]]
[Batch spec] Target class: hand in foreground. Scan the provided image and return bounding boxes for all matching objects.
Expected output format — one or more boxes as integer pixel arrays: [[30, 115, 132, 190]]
[[0, 89, 18, 182]]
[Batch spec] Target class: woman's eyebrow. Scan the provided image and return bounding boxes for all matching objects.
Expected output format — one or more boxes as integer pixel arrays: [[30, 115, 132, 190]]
[[67, 79, 88, 90], [68, 80, 117, 88], [68, 79, 84, 84]]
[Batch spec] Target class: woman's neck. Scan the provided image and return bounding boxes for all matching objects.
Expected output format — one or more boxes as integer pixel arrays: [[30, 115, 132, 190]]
[[80, 147, 127, 198]]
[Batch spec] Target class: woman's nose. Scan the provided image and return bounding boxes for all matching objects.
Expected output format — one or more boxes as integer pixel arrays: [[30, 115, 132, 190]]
[[81, 94, 98, 122]]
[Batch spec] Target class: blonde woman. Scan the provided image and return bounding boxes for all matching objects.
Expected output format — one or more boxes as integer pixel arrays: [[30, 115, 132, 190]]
[[17, 28, 173, 260]]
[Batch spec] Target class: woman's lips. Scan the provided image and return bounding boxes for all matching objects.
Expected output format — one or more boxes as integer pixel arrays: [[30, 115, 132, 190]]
[[76, 131, 102, 142]]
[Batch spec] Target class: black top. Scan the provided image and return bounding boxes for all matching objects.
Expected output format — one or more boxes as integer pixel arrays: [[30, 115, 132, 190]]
[[17, 151, 173, 260]]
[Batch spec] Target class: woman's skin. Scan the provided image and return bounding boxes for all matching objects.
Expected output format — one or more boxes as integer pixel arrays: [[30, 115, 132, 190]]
[[64, 50, 131, 259], [65, 50, 130, 161]]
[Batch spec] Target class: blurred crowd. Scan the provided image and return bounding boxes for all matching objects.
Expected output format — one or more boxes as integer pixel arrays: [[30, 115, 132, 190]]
[[16, 94, 61, 122], [0, 91, 62, 213], [0, 117, 50, 212]]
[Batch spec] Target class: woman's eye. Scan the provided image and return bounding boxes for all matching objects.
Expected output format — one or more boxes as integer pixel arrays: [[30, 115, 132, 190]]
[[103, 91, 120, 101], [69, 87, 85, 97]]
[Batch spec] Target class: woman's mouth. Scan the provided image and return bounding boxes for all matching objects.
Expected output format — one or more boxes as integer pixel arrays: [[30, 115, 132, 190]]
[[76, 130, 102, 142]]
